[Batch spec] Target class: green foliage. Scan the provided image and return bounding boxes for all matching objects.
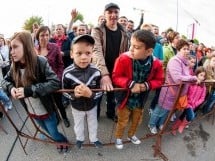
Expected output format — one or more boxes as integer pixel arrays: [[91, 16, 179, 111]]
[[23, 16, 43, 32], [181, 35, 187, 40], [193, 38, 199, 45], [73, 13, 84, 23]]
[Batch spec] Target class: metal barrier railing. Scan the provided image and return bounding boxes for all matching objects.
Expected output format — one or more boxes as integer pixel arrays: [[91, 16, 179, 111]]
[[0, 80, 214, 161]]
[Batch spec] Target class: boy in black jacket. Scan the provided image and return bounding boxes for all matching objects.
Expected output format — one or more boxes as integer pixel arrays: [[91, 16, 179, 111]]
[[62, 35, 103, 149]]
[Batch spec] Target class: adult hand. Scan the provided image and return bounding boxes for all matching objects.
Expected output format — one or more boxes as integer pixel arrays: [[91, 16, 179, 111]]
[[101, 75, 113, 91], [71, 9, 78, 20]]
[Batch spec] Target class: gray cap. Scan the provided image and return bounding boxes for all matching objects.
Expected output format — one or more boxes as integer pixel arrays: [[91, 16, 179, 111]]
[[104, 3, 120, 11], [72, 34, 95, 45]]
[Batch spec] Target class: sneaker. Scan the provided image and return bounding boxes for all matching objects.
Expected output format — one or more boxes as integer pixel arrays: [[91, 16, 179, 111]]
[[63, 118, 70, 128], [39, 133, 48, 140], [115, 139, 123, 150], [149, 126, 158, 134], [76, 140, 84, 149], [159, 125, 164, 130], [62, 145, 69, 153], [94, 140, 103, 148], [127, 135, 141, 145], [148, 109, 153, 116], [7, 104, 12, 110], [170, 113, 176, 122], [56, 145, 63, 153]]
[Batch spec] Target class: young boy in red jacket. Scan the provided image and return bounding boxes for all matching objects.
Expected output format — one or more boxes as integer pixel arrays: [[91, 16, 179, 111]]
[[112, 30, 164, 149]]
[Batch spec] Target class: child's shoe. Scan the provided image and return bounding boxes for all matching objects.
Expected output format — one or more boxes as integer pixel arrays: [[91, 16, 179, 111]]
[[148, 126, 158, 134], [178, 119, 189, 133], [159, 125, 164, 131], [127, 135, 141, 144], [170, 113, 177, 122], [171, 120, 182, 135], [94, 140, 103, 148], [38, 133, 48, 141], [115, 138, 123, 150], [76, 140, 84, 149], [56, 145, 63, 153], [62, 145, 69, 153], [148, 108, 153, 116], [7, 104, 12, 110]]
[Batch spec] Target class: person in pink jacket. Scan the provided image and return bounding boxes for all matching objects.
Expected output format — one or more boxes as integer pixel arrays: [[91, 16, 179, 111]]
[[148, 39, 197, 134], [176, 66, 207, 133]]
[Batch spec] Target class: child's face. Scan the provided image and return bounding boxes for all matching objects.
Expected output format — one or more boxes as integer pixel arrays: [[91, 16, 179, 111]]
[[197, 72, 206, 82], [129, 37, 153, 60], [71, 42, 93, 68], [210, 57, 215, 68], [188, 58, 196, 68], [76, 26, 88, 36]]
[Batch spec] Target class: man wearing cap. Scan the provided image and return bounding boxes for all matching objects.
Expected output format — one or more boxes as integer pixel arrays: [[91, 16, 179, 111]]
[[91, 3, 129, 120]]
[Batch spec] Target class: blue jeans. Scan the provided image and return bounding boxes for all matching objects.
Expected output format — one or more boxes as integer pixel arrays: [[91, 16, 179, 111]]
[[150, 88, 161, 110], [179, 108, 195, 122], [149, 105, 169, 128], [0, 89, 12, 109], [35, 112, 67, 142]]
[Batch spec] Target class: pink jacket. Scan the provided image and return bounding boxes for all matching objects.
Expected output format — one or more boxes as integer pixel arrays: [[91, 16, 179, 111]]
[[158, 54, 197, 110], [187, 84, 206, 109]]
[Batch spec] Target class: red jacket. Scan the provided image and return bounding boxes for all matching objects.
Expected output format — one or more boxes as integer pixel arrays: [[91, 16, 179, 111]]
[[112, 52, 164, 109]]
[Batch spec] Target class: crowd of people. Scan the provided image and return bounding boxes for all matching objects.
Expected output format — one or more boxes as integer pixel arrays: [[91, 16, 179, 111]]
[[0, 2, 215, 153]]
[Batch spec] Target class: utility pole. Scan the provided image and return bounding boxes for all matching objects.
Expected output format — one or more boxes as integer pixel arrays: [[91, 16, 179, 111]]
[[176, 0, 179, 31]]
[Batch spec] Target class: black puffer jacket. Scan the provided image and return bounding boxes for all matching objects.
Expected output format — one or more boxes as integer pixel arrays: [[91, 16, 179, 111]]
[[62, 63, 102, 111], [1, 56, 60, 114]]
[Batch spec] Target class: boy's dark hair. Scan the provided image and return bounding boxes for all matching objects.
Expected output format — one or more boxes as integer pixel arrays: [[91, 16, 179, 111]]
[[119, 16, 128, 20], [132, 30, 156, 49], [195, 66, 207, 79], [176, 39, 189, 51], [128, 20, 134, 23]]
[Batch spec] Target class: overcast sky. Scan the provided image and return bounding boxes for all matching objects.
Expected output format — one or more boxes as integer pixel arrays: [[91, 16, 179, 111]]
[[0, 0, 214, 46]]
